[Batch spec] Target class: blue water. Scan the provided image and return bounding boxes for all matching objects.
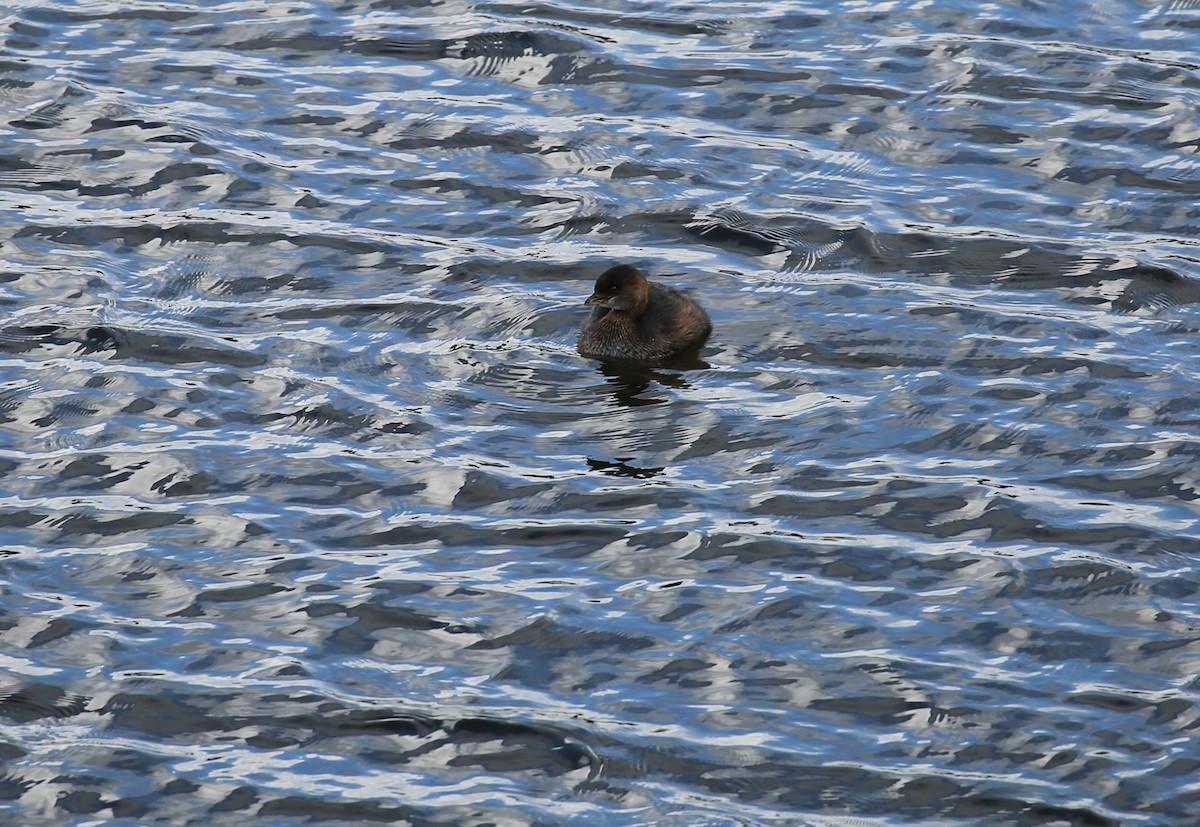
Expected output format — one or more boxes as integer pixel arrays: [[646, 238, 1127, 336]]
[[2, 1, 1200, 825]]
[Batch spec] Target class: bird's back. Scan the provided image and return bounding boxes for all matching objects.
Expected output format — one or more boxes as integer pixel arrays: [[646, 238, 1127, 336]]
[[639, 282, 711, 348]]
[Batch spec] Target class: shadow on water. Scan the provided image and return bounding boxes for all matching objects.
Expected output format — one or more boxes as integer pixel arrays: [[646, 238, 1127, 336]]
[[585, 457, 665, 479]]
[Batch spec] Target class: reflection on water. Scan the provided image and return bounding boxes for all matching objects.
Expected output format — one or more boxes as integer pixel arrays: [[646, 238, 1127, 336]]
[[2, 0, 1200, 825], [595, 359, 707, 407]]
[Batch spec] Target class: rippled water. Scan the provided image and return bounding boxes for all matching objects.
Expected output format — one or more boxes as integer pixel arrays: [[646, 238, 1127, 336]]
[[3, 1, 1200, 824]]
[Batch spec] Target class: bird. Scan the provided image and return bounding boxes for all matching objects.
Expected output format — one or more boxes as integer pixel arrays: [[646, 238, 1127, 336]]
[[577, 264, 711, 363]]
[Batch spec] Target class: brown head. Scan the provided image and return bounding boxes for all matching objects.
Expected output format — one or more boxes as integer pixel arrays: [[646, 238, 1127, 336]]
[[584, 265, 650, 314]]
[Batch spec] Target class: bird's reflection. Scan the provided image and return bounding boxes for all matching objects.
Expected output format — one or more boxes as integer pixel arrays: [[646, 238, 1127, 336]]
[[592, 345, 710, 408]]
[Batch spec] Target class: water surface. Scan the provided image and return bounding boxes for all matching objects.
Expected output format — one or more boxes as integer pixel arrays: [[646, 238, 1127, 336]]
[[2, 1, 1200, 825]]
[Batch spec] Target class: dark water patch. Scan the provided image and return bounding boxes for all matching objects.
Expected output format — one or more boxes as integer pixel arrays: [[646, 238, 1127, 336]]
[[0, 684, 89, 723], [690, 205, 1200, 313], [15, 222, 392, 256]]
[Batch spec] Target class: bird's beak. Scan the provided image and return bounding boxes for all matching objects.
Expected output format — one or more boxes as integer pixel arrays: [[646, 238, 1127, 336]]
[[585, 293, 606, 307]]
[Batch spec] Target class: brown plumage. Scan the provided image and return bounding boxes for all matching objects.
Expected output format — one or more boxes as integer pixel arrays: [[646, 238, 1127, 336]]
[[577, 265, 711, 363]]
